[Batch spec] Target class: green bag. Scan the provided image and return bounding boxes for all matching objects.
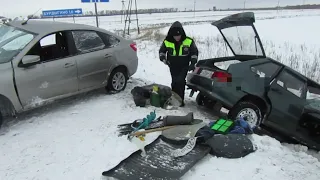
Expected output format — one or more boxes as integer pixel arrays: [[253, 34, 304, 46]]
[[211, 118, 234, 134]]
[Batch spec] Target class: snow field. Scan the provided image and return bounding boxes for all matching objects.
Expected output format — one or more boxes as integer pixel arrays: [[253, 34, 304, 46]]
[[41, 9, 320, 32]]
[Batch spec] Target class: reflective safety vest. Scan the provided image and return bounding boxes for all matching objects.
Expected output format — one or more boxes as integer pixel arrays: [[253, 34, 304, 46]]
[[164, 38, 193, 56]]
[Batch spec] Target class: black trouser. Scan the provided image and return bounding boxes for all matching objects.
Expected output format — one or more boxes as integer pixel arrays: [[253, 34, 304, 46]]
[[169, 66, 189, 101]]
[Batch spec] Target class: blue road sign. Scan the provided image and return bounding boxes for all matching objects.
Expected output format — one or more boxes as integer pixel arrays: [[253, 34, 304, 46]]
[[81, 0, 109, 2], [42, 8, 83, 17]]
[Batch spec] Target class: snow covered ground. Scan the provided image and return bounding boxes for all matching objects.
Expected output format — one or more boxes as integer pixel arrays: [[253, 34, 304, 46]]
[[1, 10, 320, 180]]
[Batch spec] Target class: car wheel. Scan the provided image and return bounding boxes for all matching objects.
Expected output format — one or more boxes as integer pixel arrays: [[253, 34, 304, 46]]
[[228, 101, 263, 129], [196, 93, 205, 106], [196, 93, 217, 109], [106, 67, 128, 93]]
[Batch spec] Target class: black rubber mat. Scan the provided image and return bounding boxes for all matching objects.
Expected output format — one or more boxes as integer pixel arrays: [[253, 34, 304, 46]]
[[206, 134, 256, 158], [102, 135, 211, 180]]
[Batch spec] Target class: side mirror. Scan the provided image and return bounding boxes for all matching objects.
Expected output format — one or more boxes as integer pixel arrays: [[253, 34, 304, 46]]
[[21, 55, 40, 66]]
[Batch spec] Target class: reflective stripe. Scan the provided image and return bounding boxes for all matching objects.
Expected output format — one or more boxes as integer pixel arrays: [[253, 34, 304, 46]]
[[164, 38, 193, 56], [191, 55, 198, 59], [179, 38, 193, 55], [164, 40, 176, 55]]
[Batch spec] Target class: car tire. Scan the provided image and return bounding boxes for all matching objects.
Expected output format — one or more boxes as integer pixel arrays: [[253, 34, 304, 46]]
[[196, 93, 205, 106], [106, 67, 128, 93], [228, 101, 263, 129], [196, 93, 217, 109]]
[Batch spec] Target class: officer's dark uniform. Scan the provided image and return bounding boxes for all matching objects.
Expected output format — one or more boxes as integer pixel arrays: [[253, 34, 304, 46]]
[[159, 21, 198, 106]]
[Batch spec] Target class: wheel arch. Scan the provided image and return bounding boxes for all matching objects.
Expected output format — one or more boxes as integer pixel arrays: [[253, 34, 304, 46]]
[[233, 94, 269, 117], [106, 65, 129, 93], [110, 65, 129, 78], [0, 94, 16, 118]]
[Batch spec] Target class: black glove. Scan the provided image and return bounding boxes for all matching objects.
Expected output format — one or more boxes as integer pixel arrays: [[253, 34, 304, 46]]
[[162, 59, 170, 65], [161, 57, 170, 65], [160, 55, 169, 65], [188, 63, 195, 71]]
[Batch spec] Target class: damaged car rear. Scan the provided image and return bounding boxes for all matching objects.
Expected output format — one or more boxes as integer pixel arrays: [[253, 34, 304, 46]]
[[186, 12, 320, 151]]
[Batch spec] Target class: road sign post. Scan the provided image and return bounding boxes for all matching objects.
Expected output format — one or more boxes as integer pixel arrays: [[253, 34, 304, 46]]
[[42, 8, 83, 18], [81, 0, 109, 28]]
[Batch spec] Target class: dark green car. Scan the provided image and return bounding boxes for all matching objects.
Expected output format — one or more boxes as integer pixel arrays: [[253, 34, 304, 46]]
[[187, 12, 320, 151]]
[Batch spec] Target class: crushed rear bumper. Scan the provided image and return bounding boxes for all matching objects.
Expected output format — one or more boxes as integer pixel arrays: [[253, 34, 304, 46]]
[[186, 73, 234, 109]]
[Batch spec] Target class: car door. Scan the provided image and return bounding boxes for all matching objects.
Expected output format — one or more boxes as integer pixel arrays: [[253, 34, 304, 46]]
[[211, 12, 266, 58], [266, 68, 307, 133], [69, 30, 116, 90], [14, 31, 78, 109]]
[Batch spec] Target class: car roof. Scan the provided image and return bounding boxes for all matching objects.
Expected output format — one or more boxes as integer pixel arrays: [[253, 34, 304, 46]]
[[7, 19, 103, 35]]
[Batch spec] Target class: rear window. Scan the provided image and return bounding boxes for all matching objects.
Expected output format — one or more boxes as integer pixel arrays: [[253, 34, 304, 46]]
[[251, 62, 280, 77], [221, 26, 264, 56], [214, 60, 241, 70], [307, 85, 320, 100]]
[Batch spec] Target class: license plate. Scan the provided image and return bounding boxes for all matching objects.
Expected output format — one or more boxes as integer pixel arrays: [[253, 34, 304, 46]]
[[200, 69, 213, 78]]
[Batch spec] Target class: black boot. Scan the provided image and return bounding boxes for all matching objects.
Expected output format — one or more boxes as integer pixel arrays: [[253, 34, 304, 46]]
[[180, 101, 185, 107]]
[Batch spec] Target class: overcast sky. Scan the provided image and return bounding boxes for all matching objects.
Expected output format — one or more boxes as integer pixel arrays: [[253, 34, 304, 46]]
[[1, 0, 319, 17]]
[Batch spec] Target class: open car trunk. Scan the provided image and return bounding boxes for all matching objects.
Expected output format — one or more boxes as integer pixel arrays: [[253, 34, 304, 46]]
[[188, 12, 268, 88], [193, 12, 267, 73], [211, 12, 266, 59]]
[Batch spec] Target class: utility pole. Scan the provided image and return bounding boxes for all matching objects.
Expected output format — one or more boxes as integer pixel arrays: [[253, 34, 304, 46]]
[[123, 0, 140, 36], [121, 0, 126, 23], [302, 0, 306, 11], [193, 0, 196, 18], [94, 2, 99, 27], [277, 0, 280, 12], [243, 0, 246, 11]]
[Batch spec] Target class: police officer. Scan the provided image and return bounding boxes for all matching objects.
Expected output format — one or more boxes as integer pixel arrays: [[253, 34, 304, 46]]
[[159, 21, 199, 107]]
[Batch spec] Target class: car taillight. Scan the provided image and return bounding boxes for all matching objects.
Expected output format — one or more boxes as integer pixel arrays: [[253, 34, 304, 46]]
[[130, 43, 137, 51], [211, 71, 232, 82]]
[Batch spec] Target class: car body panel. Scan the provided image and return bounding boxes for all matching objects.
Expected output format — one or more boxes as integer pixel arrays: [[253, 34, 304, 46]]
[[187, 58, 274, 109], [0, 62, 23, 114], [0, 20, 138, 113], [72, 47, 115, 90], [115, 40, 138, 76], [266, 68, 307, 131], [14, 56, 78, 109], [186, 12, 320, 150]]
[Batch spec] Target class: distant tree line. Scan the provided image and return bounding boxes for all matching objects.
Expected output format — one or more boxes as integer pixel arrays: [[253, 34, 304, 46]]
[[27, 4, 320, 19], [217, 4, 320, 11]]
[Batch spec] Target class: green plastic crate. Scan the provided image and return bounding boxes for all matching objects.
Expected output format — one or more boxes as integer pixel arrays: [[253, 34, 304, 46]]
[[211, 118, 234, 134]]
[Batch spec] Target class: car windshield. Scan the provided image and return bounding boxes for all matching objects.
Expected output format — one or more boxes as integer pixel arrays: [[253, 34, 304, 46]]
[[221, 25, 264, 56], [0, 24, 35, 63]]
